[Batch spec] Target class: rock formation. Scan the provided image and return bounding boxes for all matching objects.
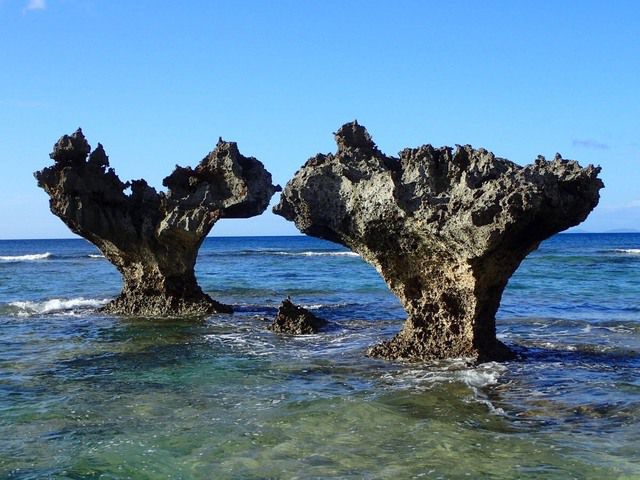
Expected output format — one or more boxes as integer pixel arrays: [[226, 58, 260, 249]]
[[35, 129, 280, 316], [269, 298, 327, 334], [274, 122, 603, 362]]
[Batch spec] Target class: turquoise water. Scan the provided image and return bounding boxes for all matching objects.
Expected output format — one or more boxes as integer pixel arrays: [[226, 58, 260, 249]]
[[1, 234, 639, 479]]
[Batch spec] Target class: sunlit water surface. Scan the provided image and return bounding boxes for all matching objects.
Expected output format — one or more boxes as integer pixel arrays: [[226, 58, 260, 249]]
[[1, 234, 639, 479]]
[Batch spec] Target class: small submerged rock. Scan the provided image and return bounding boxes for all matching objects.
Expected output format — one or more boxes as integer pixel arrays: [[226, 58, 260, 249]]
[[269, 298, 327, 334]]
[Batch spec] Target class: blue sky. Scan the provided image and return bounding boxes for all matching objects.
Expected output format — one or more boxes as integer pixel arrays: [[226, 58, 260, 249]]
[[1, 0, 638, 238]]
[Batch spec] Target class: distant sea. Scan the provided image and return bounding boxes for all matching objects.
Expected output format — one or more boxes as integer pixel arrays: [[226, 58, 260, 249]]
[[1, 234, 639, 478]]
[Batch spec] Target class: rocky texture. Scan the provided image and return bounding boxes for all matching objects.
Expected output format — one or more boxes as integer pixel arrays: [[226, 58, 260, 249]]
[[269, 298, 327, 334], [274, 122, 603, 362], [35, 129, 280, 316]]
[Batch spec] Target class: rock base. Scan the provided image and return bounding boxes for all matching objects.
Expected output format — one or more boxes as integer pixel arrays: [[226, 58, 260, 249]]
[[366, 329, 516, 363], [100, 293, 232, 317]]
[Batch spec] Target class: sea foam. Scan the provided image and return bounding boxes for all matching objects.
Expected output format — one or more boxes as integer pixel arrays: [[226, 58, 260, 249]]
[[381, 359, 508, 391], [613, 248, 640, 254], [8, 297, 109, 316], [0, 252, 52, 262]]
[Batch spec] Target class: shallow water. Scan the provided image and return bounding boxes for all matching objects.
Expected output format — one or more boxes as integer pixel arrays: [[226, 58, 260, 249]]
[[1, 234, 639, 478]]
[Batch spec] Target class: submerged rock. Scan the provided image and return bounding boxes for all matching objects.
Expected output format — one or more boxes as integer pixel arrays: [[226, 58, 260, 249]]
[[274, 122, 603, 362], [269, 298, 327, 334], [35, 129, 280, 316]]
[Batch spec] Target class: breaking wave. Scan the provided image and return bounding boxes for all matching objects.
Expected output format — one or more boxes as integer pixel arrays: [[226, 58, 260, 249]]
[[0, 252, 52, 262], [613, 248, 640, 254], [7, 297, 110, 316]]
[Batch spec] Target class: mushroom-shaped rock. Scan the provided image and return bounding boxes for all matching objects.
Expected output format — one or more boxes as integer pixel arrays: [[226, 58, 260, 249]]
[[274, 122, 603, 362], [35, 129, 280, 316], [269, 298, 327, 334]]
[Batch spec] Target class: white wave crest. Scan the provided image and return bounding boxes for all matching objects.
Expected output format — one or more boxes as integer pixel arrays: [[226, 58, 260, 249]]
[[614, 248, 640, 254], [8, 297, 110, 316], [0, 252, 52, 262], [273, 251, 359, 257], [88, 254, 106, 259], [302, 304, 325, 310], [300, 302, 347, 310]]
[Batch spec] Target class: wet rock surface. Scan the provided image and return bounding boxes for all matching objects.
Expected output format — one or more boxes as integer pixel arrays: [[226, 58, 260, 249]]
[[35, 129, 280, 316], [269, 298, 327, 334], [274, 121, 603, 362]]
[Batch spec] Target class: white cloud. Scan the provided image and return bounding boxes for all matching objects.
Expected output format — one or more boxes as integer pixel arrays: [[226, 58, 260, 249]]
[[572, 139, 610, 150], [25, 0, 46, 11]]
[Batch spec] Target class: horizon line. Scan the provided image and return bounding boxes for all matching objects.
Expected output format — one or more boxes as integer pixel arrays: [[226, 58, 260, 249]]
[[1, 231, 639, 241]]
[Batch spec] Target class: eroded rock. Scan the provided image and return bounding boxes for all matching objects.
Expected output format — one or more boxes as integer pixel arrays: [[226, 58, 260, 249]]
[[269, 298, 327, 334], [274, 122, 603, 362], [35, 129, 280, 316]]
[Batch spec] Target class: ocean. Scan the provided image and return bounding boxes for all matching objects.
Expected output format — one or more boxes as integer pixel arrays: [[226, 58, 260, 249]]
[[0, 234, 639, 479]]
